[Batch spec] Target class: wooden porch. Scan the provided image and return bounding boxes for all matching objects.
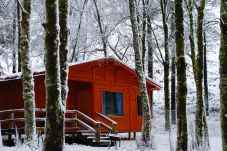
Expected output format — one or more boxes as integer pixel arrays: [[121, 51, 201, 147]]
[[0, 108, 119, 147]]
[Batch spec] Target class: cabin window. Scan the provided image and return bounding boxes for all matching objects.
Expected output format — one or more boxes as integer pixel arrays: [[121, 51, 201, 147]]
[[137, 96, 143, 116], [102, 91, 123, 116]]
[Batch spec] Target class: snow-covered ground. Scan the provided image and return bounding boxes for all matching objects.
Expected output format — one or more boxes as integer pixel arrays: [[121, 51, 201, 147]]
[[0, 112, 222, 151]]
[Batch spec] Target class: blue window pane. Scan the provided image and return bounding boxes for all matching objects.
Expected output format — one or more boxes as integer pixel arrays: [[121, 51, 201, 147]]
[[116, 93, 123, 116], [102, 91, 123, 116]]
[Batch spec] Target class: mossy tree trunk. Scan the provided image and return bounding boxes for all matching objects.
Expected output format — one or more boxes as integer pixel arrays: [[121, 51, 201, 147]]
[[147, 16, 154, 118], [169, 0, 176, 125], [188, 0, 196, 83], [20, 0, 36, 142], [175, 0, 188, 150], [141, 0, 149, 69], [17, 1, 22, 73], [203, 32, 209, 116], [129, 0, 152, 144], [43, 0, 64, 150], [220, 1, 227, 150], [195, 1, 209, 147], [160, 0, 170, 131], [59, 0, 69, 108]]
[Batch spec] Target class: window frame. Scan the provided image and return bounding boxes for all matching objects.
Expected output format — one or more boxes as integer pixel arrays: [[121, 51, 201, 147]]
[[102, 90, 124, 117]]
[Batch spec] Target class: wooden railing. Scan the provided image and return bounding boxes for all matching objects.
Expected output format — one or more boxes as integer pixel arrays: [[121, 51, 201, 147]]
[[0, 108, 102, 141], [96, 112, 117, 134], [0, 109, 118, 142]]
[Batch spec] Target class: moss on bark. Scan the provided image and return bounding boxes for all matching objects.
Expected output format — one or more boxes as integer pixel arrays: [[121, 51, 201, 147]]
[[195, 1, 209, 147], [20, 0, 36, 142], [43, 0, 64, 150], [220, 1, 227, 150], [129, 0, 152, 144], [175, 0, 188, 150]]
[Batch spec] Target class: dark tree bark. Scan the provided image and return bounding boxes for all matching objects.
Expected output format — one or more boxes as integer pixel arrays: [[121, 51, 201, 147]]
[[43, 0, 64, 150], [219, 0, 227, 150], [188, 0, 196, 82], [160, 0, 170, 131], [195, 1, 209, 147], [17, 1, 21, 73], [147, 16, 154, 118], [203, 32, 209, 116], [141, 0, 149, 69], [93, 0, 107, 57], [20, 0, 36, 142], [12, 6, 17, 74], [169, 0, 176, 125], [59, 0, 69, 108], [175, 0, 188, 150], [129, 0, 152, 144]]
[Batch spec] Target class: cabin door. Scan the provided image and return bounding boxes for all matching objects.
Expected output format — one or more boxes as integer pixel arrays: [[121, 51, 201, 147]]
[[75, 81, 93, 117]]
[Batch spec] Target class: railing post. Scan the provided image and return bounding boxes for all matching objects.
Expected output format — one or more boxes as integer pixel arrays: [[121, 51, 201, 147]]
[[10, 113, 14, 129], [0, 115, 2, 147], [95, 122, 101, 142], [73, 112, 77, 128], [112, 123, 117, 134]]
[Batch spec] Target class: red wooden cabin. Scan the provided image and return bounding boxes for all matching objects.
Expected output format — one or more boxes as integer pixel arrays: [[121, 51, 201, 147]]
[[0, 57, 161, 134]]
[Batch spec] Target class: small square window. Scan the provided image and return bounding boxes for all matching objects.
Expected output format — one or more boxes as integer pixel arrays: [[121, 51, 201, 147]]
[[102, 91, 123, 116]]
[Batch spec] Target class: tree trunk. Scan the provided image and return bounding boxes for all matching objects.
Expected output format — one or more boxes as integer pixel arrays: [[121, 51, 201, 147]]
[[20, 0, 36, 142], [141, 0, 148, 69], [169, 0, 176, 125], [43, 0, 64, 150], [188, 0, 196, 82], [93, 0, 107, 57], [12, 7, 17, 74], [203, 32, 209, 116], [175, 0, 188, 150], [59, 0, 69, 109], [195, 1, 209, 147], [129, 0, 151, 144], [17, 1, 21, 73], [147, 16, 154, 118], [219, 1, 227, 150], [160, 0, 170, 131]]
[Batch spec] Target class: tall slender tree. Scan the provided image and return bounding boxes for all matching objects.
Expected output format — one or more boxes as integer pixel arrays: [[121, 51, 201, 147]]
[[20, 0, 36, 142], [169, 0, 176, 125], [175, 0, 188, 149], [129, 0, 152, 144], [187, 0, 209, 147], [203, 32, 209, 116], [219, 0, 227, 150], [160, 0, 170, 131], [93, 0, 107, 57], [195, 0, 209, 147], [17, 1, 22, 73], [43, 0, 64, 150], [59, 0, 69, 109], [147, 16, 154, 118]]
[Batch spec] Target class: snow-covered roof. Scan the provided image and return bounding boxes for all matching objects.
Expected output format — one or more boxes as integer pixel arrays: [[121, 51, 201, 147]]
[[0, 57, 162, 89]]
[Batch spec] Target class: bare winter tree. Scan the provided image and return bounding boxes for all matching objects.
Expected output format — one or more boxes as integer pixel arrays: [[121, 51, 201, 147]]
[[128, 0, 152, 145], [175, 0, 188, 149]]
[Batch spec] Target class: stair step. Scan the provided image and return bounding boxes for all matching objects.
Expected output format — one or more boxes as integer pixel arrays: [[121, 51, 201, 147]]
[[92, 139, 111, 143], [87, 136, 110, 140], [82, 133, 108, 136]]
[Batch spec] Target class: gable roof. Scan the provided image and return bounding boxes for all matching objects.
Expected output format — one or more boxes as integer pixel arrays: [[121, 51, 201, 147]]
[[0, 57, 161, 90]]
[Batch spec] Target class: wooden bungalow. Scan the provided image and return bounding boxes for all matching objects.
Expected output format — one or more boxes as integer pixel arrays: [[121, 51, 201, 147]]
[[0, 57, 161, 145]]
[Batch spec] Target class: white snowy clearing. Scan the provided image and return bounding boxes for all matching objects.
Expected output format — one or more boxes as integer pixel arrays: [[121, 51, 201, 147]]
[[0, 112, 221, 151]]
